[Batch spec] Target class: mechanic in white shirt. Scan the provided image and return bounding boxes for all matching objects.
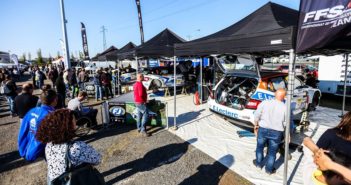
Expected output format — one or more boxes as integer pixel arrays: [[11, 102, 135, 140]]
[[253, 88, 286, 174], [67, 91, 98, 127]]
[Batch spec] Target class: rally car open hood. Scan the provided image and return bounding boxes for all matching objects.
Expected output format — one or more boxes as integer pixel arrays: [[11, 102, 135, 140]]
[[214, 54, 261, 79]]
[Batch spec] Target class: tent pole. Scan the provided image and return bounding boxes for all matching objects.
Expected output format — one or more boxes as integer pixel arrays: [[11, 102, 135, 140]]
[[341, 54, 349, 116], [173, 56, 177, 130], [135, 56, 139, 76], [117, 60, 120, 95], [283, 49, 296, 185], [200, 58, 203, 104]]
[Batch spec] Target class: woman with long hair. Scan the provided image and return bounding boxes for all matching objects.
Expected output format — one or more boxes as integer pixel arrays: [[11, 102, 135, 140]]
[[36, 109, 101, 183], [316, 112, 351, 158]]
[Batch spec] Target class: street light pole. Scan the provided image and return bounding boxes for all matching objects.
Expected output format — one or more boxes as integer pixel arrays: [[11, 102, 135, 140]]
[[59, 0, 71, 69]]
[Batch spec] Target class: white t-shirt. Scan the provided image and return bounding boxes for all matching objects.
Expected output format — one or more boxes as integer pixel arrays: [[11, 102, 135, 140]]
[[67, 98, 82, 111]]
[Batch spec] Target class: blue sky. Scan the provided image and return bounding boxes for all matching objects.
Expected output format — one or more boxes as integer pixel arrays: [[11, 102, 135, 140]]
[[0, 0, 299, 59]]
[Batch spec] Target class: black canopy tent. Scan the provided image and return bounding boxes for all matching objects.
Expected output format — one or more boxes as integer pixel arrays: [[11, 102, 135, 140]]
[[116, 42, 137, 60], [91, 46, 119, 61], [114, 42, 137, 95], [117, 28, 185, 87], [175, 2, 298, 57], [118, 28, 185, 59]]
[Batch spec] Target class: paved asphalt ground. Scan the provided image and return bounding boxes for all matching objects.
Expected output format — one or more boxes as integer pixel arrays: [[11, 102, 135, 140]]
[[0, 74, 252, 185]]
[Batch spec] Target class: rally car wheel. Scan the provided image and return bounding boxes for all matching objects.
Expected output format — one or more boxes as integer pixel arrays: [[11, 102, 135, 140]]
[[308, 92, 320, 111], [150, 79, 162, 92]]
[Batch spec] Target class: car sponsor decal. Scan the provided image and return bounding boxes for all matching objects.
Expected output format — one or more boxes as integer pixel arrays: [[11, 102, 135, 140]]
[[211, 105, 239, 119], [251, 89, 275, 101]]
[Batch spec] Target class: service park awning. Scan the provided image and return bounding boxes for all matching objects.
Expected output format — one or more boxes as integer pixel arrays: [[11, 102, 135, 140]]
[[118, 28, 185, 59], [117, 42, 137, 60], [175, 2, 298, 57], [92, 46, 119, 61]]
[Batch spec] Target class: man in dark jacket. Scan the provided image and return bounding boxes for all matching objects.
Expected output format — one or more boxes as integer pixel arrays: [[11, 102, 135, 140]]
[[4, 75, 18, 117], [94, 70, 102, 101], [69, 68, 79, 98], [48, 67, 58, 88], [55, 72, 66, 108], [14, 83, 38, 120], [101, 68, 112, 99]]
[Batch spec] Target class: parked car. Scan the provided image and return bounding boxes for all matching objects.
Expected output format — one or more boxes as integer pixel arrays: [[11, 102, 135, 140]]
[[208, 55, 321, 128], [119, 68, 137, 84], [278, 64, 306, 75], [142, 62, 195, 91]]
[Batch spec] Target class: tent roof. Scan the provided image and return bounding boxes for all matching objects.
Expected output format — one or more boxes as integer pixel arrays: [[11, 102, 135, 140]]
[[92, 46, 119, 61], [118, 42, 137, 53], [116, 42, 137, 60], [175, 2, 298, 57], [118, 28, 185, 59]]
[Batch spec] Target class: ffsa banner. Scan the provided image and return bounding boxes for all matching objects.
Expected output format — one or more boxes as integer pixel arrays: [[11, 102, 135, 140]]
[[81, 22, 90, 59], [296, 0, 351, 53], [135, 0, 145, 44]]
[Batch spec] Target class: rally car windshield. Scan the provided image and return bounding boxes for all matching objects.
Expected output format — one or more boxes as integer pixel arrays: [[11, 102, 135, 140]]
[[218, 55, 257, 73]]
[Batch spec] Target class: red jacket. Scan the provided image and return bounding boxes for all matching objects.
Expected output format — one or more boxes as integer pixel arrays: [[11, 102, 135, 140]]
[[133, 81, 147, 104]]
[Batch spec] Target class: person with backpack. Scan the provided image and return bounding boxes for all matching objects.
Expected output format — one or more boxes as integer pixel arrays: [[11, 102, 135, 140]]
[[35, 109, 102, 184], [2, 75, 18, 117], [18, 89, 57, 161]]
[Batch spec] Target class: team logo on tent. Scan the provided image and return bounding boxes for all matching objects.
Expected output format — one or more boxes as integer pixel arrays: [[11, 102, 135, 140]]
[[301, 1, 351, 29]]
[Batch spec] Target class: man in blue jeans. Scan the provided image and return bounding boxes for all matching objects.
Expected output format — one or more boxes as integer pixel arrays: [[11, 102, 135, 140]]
[[94, 69, 102, 101], [253, 88, 287, 174], [3, 75, 18, 117], [133, 74, 150, 137]]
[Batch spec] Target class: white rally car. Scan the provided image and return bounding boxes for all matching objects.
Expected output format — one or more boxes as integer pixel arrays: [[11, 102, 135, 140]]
[[120, 72, 137, 84], [209, 55, 321, 128], [142, 66, 195, 91]]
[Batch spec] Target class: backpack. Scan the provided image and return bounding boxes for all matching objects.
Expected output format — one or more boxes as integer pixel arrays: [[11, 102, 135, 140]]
[[51, 143, 105, 185]]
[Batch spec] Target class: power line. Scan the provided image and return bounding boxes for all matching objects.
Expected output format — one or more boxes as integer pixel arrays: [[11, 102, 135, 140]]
[[100, 26, 108, 50], [111, 0, 221, 32], [145, 0, 220, 24], [109, 0, 181, 32]]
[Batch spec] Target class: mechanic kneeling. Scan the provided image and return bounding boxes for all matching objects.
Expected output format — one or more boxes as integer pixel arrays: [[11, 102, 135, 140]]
[[67, 91, 98, 127]]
